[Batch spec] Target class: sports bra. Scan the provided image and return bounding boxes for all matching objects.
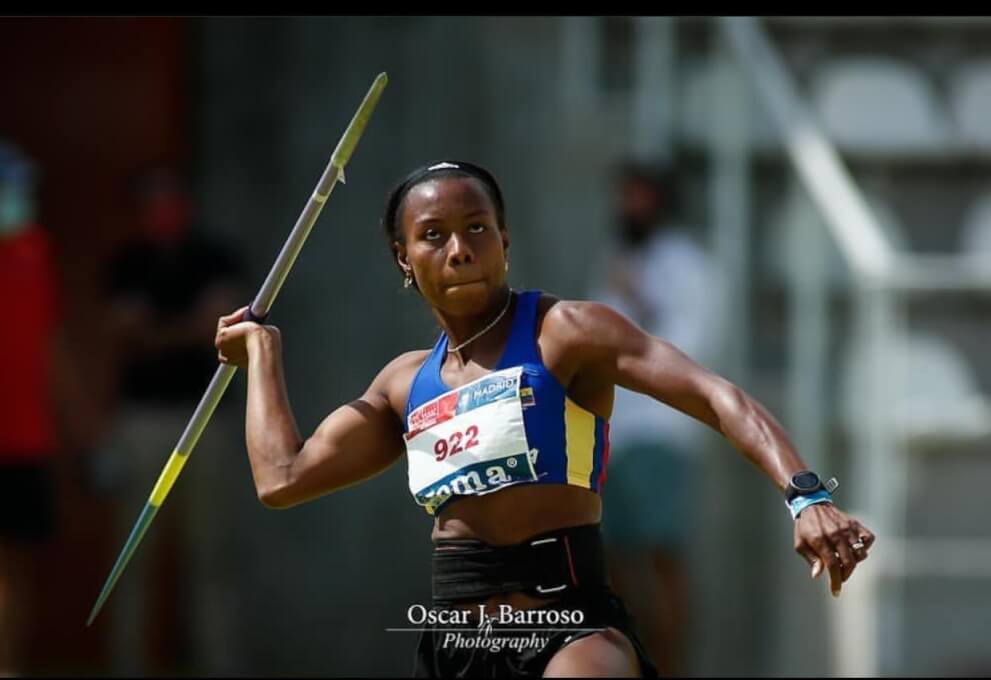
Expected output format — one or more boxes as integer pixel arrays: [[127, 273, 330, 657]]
[[403, 290, 610, 516]]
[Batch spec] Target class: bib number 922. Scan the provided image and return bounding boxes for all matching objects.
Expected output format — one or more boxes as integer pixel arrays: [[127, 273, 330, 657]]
[[434, 425, 480, 461]]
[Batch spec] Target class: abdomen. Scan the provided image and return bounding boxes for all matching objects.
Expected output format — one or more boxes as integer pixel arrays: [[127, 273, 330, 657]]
[[431, 483, 602, 545]]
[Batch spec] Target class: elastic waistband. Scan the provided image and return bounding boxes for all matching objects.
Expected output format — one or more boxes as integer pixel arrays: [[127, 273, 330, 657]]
[[431, 523, 607, 606]]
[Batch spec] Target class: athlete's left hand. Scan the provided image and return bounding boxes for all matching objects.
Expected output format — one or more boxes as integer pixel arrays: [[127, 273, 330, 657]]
[[793, 504, 876, 597]]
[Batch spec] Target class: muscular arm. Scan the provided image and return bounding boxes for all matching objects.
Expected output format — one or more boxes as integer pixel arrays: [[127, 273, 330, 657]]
[[220, 315, 414, 509], [545, 299, 876, 595], [546, 300, 804, 491]]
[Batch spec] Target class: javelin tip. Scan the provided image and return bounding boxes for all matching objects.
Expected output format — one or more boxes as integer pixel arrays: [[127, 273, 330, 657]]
[[330, 73, 389, 170], [86, 502, 160, 627]]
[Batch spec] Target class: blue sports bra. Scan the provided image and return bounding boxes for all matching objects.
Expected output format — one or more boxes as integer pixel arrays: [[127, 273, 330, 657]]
[[403, 290, 610, 516]]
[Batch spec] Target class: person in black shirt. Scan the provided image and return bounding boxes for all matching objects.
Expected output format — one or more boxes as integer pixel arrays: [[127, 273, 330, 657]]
[[108, 168, 242, 404], [100, 166, 244, 674]]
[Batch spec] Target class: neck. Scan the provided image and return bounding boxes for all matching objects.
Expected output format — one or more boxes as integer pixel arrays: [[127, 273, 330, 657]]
[[433, 287, 514, 362]]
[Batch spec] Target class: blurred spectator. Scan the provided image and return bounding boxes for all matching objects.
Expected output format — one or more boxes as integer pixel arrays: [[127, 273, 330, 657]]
[[98, 166, 245, 674], [0, 141, 61, 675], [590, 159, 726, 676]]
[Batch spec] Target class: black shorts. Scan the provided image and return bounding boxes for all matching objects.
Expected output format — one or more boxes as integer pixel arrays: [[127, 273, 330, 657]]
[[0, 460, 56, 544], [412, 585, 659, 678]]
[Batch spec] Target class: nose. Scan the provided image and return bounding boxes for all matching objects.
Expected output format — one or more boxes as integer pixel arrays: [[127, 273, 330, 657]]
[[446, 232, 474, 266]]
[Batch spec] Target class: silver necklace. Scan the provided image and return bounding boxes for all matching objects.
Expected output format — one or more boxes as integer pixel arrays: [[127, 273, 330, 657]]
[[447, 290, 514, 353]]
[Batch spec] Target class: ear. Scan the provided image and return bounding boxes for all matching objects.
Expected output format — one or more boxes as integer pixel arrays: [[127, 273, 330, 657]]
[[392, 241, 409, 272], [501, 229, 510, 260]]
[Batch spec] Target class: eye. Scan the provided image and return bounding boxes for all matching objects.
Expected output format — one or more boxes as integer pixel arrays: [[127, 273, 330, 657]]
[[424, 228, 441, 241], [467, 223, 486, 234]]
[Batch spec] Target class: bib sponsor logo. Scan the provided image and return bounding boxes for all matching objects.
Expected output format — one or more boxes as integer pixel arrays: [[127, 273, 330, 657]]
[[407, 372, 519, 439], [415, 454, 534, 514], [407, 392, 458, 440]]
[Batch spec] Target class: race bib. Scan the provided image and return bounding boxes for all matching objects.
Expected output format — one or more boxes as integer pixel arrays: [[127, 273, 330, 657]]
[[406, 366, 536, 515]]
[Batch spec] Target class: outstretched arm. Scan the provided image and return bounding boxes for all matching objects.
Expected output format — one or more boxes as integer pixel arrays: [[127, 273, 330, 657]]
[[216, 308, 410, 509], [547, 300, 876, 596]]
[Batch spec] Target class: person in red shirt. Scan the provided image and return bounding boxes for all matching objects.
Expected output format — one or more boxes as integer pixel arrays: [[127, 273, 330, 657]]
[[0, 141, 61, 674]]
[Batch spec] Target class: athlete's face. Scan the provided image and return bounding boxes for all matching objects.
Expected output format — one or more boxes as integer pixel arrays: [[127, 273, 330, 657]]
[[394, 176, 510, 315]]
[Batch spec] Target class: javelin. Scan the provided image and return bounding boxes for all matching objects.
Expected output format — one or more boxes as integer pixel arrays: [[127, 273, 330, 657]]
[[87, 72, 389, 626]]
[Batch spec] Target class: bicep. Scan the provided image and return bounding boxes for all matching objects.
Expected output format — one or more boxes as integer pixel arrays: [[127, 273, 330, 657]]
[[614, 334, 726, 429], [278, 389, 406, 507], [567, 301, 728, 430]]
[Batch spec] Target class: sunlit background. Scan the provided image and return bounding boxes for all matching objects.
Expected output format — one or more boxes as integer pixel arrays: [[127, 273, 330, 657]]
[[2, 16, 991, 677]]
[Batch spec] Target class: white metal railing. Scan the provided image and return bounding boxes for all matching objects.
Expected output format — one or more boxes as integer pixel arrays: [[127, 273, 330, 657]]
[[719, 15, 991, 678], [556, 16, 991, 676], [720, 17, 894, 283]]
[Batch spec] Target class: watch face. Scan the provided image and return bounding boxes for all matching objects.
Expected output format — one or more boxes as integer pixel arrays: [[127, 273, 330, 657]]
[[792, 471, 821, 491]]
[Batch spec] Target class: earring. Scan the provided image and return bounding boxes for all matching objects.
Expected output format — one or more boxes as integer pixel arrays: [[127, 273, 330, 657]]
[[403, 270, 413, 288], [505, 261, 509, 272]]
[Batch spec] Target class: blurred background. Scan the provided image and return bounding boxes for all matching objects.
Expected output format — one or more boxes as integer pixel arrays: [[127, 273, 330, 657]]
[[2, 15, 991, 677]]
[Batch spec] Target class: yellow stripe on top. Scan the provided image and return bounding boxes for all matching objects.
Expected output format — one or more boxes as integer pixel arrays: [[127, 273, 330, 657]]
[[564, 397, 595, 488], [148, 450, 189, 507]]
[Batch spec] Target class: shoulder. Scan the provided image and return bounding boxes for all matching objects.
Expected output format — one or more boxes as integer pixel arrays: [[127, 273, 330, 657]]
[[369, 348, 432, 415], [374, 348, 431, 387], [535, 293, 644, 369], [531, 292, 650, 396], [536, 293, 631, 342]]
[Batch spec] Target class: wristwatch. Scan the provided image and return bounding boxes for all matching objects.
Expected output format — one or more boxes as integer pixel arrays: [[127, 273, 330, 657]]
[[784, 470, 838, 502]]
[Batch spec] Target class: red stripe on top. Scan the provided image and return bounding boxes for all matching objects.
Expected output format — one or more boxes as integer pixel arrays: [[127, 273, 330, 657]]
[[596, 421, 610, 490]]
